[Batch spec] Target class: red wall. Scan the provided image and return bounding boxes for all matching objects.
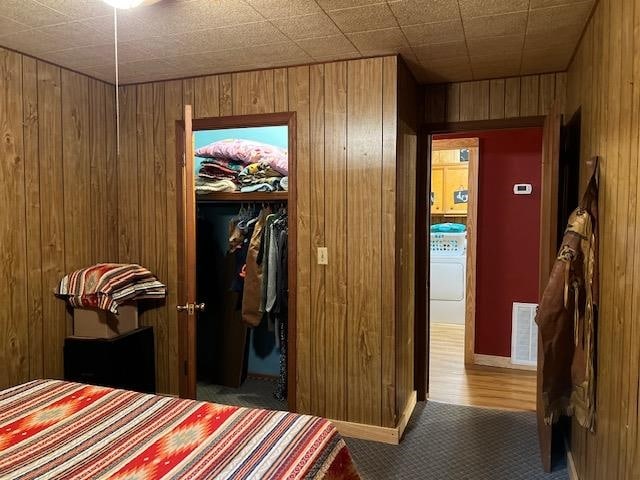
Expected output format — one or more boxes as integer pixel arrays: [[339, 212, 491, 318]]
[[434, 128, 543, 357]]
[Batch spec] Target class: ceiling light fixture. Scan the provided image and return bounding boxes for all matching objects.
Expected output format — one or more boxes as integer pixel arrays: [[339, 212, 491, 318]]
[[102, 0, 144, 9]]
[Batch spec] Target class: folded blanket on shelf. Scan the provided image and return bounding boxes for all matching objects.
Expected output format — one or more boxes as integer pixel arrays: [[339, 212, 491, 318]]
[[238, 162, 282, 186], [241, 183, 278, 193], [196, 178, 238, 193], [56, 263, 166, 314], [195, 139, 289, 175]]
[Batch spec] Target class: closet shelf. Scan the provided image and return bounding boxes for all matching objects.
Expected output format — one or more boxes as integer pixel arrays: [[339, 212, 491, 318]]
[[196, 192, 288, 202]]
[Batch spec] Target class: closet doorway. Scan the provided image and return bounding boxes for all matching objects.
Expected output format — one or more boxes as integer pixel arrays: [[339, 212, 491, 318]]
[[176, 109, 297, 412]]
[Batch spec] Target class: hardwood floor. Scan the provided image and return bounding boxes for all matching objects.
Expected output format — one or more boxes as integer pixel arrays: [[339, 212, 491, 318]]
[[429, 323, 536, 411]]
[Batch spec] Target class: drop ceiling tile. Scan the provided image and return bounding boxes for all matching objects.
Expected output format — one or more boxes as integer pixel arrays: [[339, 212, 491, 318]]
[[470, 52, 521, 68], [271, 13, 340, 39], [524, 28, 581, 50], [315, 0, 382, 10], [387, 0, 460, 26], [2, 0, 69, 28], [44, 42, 150, 68], [530, 0, 594, 8], [0, 29, 59, 55], [37, 21, 112, 52], [521, 50, 569, 74], [117, 58, 174, 77], [296, 34, 358, 58], [312, 51, 362, 62], [346, 27, 408, 54], [402, 19, 464, 45], [32, 0, 113, 20], [458, 0, 528, 17], [466, 34, 524, 57], [174, 22, 288, 55], [413, 40, 467, 60], [472, 63, 520, 78], [0, 16, 31, 36], [83, 64, 116, 82], [134, 36, 189, 59], [229, 42, 313, 66], [463, 11, 527, 38], [244, 0, 322, 19], [328, 4, 397, 33], [81, 14, 162, 42], [127, 0, 263, 36], [416, 58, 473, 82], [527, 2, 592, 32]]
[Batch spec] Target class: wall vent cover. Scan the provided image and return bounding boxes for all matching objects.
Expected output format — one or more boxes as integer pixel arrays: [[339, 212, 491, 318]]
[[511, 302, 538, 366]]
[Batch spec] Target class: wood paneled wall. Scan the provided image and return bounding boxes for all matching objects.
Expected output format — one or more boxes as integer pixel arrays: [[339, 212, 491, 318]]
[[0, 47, 117, 389], [565, 0, 640, 478], [424, 73, 567, 124], [116, 56, 416, 427]]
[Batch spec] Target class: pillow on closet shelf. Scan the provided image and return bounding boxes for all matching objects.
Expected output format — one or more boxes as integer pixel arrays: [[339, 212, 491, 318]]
[[195, 139, 288, 175]]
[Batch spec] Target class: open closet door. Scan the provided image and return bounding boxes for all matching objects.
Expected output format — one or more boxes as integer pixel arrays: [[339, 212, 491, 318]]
[[177, 105, 202, 399], [537, 101, 561, 472]]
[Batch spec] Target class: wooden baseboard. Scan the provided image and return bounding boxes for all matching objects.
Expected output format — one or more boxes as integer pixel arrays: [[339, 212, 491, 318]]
[[330, 391, 417, 445], [473, 354, 536, 371]]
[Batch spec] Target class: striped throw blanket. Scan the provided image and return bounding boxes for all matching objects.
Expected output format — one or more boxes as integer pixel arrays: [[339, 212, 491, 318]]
[[0, 380, 360, 480], [57, 263, 166, 314]]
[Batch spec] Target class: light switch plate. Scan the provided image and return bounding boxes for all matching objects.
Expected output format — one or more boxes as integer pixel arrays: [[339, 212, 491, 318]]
[[317, 247, 328, 265]]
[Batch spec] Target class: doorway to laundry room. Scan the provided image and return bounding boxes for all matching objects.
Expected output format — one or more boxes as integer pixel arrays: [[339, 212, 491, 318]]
[[426, 128, 545, 412]]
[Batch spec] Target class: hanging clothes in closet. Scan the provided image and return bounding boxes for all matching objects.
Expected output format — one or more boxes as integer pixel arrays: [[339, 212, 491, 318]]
[[228, 203, 289, 400]]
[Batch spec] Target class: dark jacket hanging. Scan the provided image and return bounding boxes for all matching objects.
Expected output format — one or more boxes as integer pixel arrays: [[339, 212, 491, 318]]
[[536, 161, 598, 431]]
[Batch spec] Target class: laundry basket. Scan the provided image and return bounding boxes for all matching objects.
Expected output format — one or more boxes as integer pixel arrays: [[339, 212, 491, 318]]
[[430, 231, 466, 255]]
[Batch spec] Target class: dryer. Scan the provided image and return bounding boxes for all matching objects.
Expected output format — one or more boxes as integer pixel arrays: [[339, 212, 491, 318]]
[[430, 229, 466, 324]]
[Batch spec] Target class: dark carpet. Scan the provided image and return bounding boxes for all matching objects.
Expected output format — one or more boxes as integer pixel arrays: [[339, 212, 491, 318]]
[[345, 401, 568, 480], [197, 377, 287, 411]]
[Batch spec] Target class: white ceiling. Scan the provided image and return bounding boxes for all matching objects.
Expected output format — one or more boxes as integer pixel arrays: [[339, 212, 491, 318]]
[[0, 0, 594, 84]]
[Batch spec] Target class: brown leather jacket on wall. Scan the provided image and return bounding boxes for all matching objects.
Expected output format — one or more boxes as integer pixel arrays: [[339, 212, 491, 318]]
[[536, 164, 598, 432]]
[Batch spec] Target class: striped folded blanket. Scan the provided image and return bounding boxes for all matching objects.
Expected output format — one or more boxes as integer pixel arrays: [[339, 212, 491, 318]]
[[57, 263, 166, 314]]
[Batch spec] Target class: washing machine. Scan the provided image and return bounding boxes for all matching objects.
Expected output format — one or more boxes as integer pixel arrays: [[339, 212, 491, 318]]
[[430, 229, 466, 324]]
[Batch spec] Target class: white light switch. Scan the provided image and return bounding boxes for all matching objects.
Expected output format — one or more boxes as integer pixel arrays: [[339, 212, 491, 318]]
[[317, 247, 328, 265]]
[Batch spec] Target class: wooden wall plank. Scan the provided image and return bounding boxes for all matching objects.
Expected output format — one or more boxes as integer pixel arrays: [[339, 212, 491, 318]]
[[89, 80, 109, 262], [0, 49, 29, 388], [446, 83, 460, 122], [381, 56, 397, 428], [323, 61, 348, 421], [565, 0, 640, 476], [61, 70, 91, 274], [194, 76, 219, 118], [21, 56, 43, 380], [489, 79, 505, 119], [346, 58, 383, 426], [274, 68, 288, 112], [104, 83, 118, 261], [136, 83, 159, 386], [424, 84, 446, 123], [164, 79, 183, 394], [233, 70, 275, 115], [309, 64, 326, 417], [117, 86, 140, 263], [153, 82, 169, 394], [538, 73, 556, 115], [288, 65, 311, 414], [520, 75, 540, 116], [218, 74, 232, 116], [504, 77, 521, 118], [37, 61, 66, 380]]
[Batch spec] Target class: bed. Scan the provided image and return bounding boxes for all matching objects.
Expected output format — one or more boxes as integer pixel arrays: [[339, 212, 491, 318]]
[[0, 380, 360, 480]]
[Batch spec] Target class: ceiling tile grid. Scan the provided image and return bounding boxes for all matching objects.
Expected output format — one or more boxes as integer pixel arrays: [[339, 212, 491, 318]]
[[0, 0, 595, 84]]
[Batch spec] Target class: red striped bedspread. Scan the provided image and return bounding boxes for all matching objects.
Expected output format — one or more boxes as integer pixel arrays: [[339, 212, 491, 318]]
[[0, 380, 360, 480]]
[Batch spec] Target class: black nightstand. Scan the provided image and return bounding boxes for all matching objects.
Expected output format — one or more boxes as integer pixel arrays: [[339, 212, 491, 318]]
[[64, 326, 156, 393]]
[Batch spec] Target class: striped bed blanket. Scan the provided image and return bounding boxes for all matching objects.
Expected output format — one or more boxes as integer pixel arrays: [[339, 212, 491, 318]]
[[57, 263, 166, 314], [0, 380, 360, 480]]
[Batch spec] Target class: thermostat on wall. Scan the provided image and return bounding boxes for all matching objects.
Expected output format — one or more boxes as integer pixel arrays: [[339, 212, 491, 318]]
[[513, 184, 533, 195]]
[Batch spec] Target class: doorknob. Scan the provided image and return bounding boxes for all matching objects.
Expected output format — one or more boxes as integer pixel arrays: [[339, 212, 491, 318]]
[[176, 302, 206, 314]]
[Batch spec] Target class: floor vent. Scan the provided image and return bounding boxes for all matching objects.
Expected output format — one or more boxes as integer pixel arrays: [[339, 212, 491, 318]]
[[511, 302, 538, 366]]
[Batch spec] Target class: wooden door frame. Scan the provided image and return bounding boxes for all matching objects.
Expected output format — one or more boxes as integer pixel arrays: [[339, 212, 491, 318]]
[[176, 111, 298, 412], [415, 116, 545, 400]]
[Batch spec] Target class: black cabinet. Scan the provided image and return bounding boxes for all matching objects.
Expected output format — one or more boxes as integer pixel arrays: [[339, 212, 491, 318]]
[[64, 327, 156, 393]]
